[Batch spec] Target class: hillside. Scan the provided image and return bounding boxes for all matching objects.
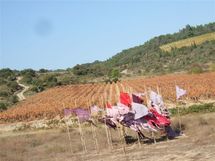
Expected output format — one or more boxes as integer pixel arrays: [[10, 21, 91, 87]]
[[0, 69, 20, 111], [0, 72, 215, 122], [160, 32, 215, 52], [73, 22, 215, 77], [0, 22, 215, 111]]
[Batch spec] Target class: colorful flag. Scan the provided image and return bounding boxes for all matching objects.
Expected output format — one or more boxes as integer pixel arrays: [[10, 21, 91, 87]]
[[106, 102, 112, 109], [120, 92, 132, 107], [64, 108, 73, 117], [117, 102, 130, 115], [150, 90, 164, 106], [133, 92, 145, 97], [176, 85, 187, 100], [131, 102, 149, 120], [98, 117, 117, 129], [106, 106, 120, 119], [72, 108, 90, 122], [90, 105, 102, 114], [132, 94, 143, 104]]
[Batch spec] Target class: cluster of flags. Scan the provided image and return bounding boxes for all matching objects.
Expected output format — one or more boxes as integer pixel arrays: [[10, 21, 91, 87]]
[[64, 85, 187, 139]]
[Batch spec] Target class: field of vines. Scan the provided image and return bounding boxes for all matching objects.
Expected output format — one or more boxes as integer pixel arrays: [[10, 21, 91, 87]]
[[0, 72, 215, 122], [159, 32, 215, 52]]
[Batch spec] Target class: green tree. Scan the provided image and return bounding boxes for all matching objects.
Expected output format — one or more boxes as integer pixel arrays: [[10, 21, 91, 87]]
[[0, 103, 7, 111], [189, 64, 204, 74], [108, 69, 121, 82]]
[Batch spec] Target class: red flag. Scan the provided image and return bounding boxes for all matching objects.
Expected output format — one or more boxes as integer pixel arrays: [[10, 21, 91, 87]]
[[120, 92, 131, 107], [106, 102, 112, 109]]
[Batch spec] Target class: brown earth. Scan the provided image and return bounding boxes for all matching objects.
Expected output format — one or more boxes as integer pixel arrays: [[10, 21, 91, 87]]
[[0, 112, 215, 161]]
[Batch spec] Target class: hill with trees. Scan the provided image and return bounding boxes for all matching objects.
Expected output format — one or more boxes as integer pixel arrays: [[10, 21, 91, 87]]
[[72, 22, 215, 77], [0, 22, 215, 110]]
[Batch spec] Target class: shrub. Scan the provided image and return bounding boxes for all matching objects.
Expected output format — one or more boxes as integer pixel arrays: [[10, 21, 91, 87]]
[[189, 64, 203, 74], [0, 91, 9, 97], [9, 95, 19, 104], [0, 103, 7, 111], [209, 63, 215, 71], [170, 103, 215, 116], [39, 69, 49, 73]]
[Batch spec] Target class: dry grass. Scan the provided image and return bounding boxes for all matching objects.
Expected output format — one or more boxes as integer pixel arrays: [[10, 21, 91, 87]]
[[1, 112, 215, 161], [160, 32, 215, 52]]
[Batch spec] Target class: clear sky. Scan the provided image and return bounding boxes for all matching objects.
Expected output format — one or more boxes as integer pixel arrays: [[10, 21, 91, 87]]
[[0, 0, 214, 70]]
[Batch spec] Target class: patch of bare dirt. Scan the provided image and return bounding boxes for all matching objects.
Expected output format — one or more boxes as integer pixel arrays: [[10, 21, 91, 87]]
[[0, 113, 215, 161]]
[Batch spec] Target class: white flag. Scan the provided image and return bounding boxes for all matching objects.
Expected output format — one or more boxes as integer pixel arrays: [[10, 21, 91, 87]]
[[150, 90, 164, 106], [176, 85, 187, 100], [106, 106, 120, 119], [131, 102, 149, 120]]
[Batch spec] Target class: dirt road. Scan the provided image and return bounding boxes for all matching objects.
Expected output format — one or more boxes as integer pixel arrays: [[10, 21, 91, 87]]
[[16, 77, 29, 101]]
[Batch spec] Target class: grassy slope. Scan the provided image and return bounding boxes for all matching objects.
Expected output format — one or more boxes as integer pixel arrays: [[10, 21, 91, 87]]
[[160, 32, 215, 52]]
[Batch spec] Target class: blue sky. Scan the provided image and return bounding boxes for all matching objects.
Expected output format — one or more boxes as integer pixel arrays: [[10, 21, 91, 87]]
[[0, 0, 214, 70]]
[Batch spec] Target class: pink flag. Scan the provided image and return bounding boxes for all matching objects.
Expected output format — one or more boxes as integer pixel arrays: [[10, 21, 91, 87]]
[[117, 102, 130, 115], [90, 105, 102, 114]]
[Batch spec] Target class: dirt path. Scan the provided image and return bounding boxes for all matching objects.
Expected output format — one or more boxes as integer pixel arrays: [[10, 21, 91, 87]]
[[16, 76, 29, 101]]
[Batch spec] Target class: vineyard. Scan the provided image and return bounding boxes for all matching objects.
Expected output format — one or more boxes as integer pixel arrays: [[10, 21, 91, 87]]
[[0, 72, 215, 122], [160, 32, 215, 52]]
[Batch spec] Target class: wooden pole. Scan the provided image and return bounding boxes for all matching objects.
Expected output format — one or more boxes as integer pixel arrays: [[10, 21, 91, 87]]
[[75, 99, 87, 153], [175, 82, 182, 133], [101, 96, 112, 151], [88, 99, 99, 154], [144, 84, 150, 107], [129, 86, 142, 147], [177, 102, 182, 132], [156, 85, 169, 141], [156, 85, 160, 95], [145, 85, 156, 144], [115, 82, 127, 153], [152, 131, 156, 144], [107, 84, 114, 150], [63, 103, 73, 153]]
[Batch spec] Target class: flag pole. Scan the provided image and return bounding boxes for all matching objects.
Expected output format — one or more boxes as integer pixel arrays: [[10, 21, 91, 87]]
[[115, 82, 127, 153], [63, 103, 73, 153], [101, 95, 112, 151], [156, 84, 169, 141], [145, 85, 156, 144], [88, 99, 99, 154], [75, 99, 87, 154], [121, 82, 128, 143], [156, 84, 160, 95], [144, 84, 150, 107], [107, 85, 114, 150], [175, 82, 182, 133], [129, 86, 142, 148]]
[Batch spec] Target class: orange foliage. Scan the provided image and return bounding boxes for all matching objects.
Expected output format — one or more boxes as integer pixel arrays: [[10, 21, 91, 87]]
[[0, 72, 215, 122]]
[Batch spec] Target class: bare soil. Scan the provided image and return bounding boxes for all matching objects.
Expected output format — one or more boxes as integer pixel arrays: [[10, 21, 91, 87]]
[[0, 113, 215, 161]]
